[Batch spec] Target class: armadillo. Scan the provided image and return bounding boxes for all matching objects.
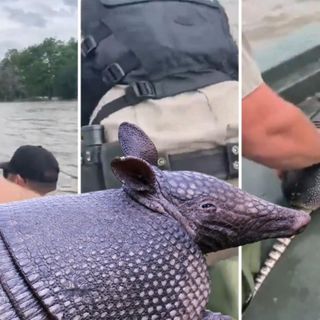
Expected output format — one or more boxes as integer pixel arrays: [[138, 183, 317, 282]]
[[0, 123, 310, 320], [282, 115, 320, 210], [282, 164, 320, 210]]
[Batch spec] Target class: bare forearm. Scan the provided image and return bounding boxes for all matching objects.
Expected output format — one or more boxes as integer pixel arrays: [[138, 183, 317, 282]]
[[243, 84, 320, 170], [244, 119, 320, 169]]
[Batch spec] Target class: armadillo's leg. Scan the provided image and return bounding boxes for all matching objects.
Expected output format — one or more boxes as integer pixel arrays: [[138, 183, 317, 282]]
[[203, 310, 232, 320]]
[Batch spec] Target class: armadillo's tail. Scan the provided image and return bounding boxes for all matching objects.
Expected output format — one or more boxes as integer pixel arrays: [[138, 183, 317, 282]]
[[252, 237, 293, 297]]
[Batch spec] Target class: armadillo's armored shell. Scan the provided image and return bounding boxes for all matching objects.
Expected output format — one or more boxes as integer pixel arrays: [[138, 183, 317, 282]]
[[282, 164, 320, 210], [0, 190, 210, 320]]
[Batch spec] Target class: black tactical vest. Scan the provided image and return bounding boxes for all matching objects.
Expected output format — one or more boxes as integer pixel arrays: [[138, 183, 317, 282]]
[[81, 0, 238, 125]]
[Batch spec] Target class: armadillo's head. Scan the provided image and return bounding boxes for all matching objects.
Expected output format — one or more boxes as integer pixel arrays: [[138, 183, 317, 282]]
[[112, 123, 310, 253]]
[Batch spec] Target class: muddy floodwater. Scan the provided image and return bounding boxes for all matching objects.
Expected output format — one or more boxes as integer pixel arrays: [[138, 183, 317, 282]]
[[0, 101, 78, 194], [243, 0, 320, 69]]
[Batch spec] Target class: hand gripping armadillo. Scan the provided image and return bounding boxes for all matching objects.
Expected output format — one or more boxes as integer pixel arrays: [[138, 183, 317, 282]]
[[282, 119, 320, 211], [0, 123, 310, 320]]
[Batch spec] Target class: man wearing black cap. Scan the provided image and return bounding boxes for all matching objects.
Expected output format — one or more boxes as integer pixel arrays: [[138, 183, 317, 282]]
[[0, 146, 60, 196]]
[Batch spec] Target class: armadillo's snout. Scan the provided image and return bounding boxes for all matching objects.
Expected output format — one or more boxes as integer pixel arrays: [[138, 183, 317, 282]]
[[250, 206, 311, 241], [291, 212, 311, 235], [222, 192, 312, 247]]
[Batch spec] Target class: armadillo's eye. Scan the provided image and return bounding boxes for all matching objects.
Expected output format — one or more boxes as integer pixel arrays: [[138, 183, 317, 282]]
[[201, 203, 216, 210]]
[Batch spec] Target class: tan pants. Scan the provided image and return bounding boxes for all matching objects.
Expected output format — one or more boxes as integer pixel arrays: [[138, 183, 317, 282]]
[[92, 81, 239, 155]]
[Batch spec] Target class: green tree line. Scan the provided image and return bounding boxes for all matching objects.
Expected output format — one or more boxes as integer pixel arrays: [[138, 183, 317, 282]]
[[0, 38, 77, 101]]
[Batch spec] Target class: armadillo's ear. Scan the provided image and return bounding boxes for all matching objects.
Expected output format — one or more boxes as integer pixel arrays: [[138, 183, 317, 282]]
[[111, 156, 157, 192], [118, 122, 158, 166]]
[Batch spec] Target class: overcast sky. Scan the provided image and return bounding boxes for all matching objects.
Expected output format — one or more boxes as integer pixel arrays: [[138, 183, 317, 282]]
[[0, 0, 77, 58]]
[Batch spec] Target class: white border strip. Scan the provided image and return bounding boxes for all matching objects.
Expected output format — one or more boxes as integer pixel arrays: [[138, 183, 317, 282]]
[[238, 0, 243, 318], [77, 0, 81, 195]]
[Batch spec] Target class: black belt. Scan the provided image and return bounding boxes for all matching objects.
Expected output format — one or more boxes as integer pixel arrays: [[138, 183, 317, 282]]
[[157, 145, 238, 180], [96, 142, 239, 190], [81, 124, 238, 191]]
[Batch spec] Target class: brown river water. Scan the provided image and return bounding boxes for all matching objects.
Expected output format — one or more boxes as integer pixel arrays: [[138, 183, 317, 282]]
[[244, 0, 320, 43], [243, 0, 320, 69], [0, 101, 78, 194]]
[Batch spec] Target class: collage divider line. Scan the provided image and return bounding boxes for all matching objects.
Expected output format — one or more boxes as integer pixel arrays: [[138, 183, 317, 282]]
[[238, 0, 243, 318], [77, 0, 81, 195]]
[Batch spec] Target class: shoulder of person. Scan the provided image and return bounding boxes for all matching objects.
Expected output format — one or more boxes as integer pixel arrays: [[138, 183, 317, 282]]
[[0, 178, 39, 204]]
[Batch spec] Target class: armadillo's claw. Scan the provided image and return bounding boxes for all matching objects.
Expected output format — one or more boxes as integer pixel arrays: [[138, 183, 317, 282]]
[[203, 311, 232, 320]]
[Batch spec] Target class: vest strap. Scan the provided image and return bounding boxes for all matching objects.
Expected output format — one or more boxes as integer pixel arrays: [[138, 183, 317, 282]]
[[81, 23, 112, 57], [82, 21, 141, 87], [91, 70, 232, 125]]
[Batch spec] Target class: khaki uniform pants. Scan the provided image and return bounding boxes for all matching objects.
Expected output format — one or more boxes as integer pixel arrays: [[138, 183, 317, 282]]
[[92, 81, 238, 154]]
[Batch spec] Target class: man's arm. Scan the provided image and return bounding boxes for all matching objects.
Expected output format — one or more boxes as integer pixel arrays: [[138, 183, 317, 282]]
[[243, 83, 320, 170], [0, 178, 39, 204]]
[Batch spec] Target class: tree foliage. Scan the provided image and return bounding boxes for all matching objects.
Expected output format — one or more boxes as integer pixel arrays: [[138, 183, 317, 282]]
[[0, 38, 77, 101]]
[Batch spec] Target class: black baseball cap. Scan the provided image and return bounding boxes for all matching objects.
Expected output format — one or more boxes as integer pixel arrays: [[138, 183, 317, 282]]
[[0, 145, 59, 183]]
